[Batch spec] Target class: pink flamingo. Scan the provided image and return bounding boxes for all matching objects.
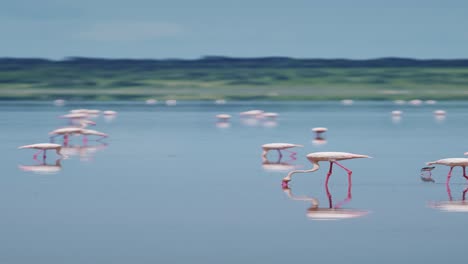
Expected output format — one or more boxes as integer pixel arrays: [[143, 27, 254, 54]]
[[261, 143, 303, 159], [282, 152, 371, 188], [18, 143, 66, 160], [426, 158, 468, 184]]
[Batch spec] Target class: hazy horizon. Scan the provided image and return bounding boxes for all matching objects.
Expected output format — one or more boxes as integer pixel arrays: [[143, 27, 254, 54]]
[[2, 0, 468, 60]]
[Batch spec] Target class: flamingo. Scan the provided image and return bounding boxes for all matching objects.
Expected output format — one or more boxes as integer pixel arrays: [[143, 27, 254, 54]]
[[426, 158, 468, 184], [216, 114, 231, 122], [49, 119, 95, 143], [311, 128, 328, 146], [18, 143, 65, 160], [103, 110, 117, 116], [282, 152, 370, 187], [261, 143, 303, 159], [263, 112, 278, 119]]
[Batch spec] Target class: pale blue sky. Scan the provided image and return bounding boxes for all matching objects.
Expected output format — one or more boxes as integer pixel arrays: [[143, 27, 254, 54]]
[[1, 0, 467, 59]]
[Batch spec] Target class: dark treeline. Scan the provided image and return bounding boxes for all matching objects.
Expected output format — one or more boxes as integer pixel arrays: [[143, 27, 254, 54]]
[[2, 57, 468, 71]]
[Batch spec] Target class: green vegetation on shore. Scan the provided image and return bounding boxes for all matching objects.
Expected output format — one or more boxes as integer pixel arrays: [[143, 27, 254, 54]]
[[1, 57, 468, 101]]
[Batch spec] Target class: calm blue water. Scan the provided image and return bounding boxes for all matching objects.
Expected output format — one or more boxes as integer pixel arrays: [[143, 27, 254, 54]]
[[1, 101, 468, 263]]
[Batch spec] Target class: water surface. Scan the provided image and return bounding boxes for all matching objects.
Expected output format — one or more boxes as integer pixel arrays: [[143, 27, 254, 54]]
[[1, 101, 468, 263]]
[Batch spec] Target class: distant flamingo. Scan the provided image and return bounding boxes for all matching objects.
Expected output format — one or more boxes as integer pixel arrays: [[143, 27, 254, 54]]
[[49, 119, 95, 143], [49, 127, 107, 144], [426, 158, 468, 184], [263, 112, 278, 119], [261, 143, 303, 159], [216, 114, 231, 122], [312, 127, 327, 136], [18, 143, 65, 160], [282, 152, 370, 187]]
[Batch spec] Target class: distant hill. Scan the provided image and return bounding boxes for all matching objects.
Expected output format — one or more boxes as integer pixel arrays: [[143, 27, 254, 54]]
[[2, 57, 468, 70], [1, 57, 468, 101]]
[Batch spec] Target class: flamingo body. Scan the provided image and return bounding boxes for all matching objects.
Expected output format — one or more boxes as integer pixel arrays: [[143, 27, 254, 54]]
[[283, 152, 370, 185], [49, 127, 83, 135], [312, 127, 328, 133], [426, 158, 468, 184], [305, 152, 370, 162], [18, 143, 61, 150], [18, 143, 64, 159], [261, 143, 303, 158], [427, 158, 468, 167], [216, 114, 231, 121]]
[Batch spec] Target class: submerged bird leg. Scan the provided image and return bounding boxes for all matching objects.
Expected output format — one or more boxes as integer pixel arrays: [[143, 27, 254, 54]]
[[446, 180, 453, 201], [33, 150, 43, 160], [463, 187, 468, 201], [42, 150, 47, 160], [334, 161, 353, 184], [276, 149, 283, 159], [463, 166, 468, 181], [325, 179, 333, 208], [325, 161, 333, 187], [63, 134, 69, 145], [446, 167, 453, 185], [83, 136, 88, 145]]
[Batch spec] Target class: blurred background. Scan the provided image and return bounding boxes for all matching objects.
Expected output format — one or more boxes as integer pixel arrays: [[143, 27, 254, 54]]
[[1, 0, 468, 101]]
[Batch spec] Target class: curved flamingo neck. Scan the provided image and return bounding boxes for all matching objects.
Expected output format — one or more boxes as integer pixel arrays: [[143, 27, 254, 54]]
[[283, 161, 320, 182]]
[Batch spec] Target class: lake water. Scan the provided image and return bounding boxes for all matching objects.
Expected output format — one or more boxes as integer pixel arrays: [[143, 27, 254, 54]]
[[1, 101, 468, 263]]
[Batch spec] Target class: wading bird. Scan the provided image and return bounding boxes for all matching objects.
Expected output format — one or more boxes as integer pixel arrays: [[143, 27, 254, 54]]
[[282, 152, 370, 188], [18, 143, 65, 160], [261, 143, 303, 159], [426, 158, 468, 184]]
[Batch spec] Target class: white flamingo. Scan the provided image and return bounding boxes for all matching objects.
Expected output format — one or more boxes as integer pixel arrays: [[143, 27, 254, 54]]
[[18, 143, 66, 160], [282, 152, 370, 187], [261, 143, 303, 159]]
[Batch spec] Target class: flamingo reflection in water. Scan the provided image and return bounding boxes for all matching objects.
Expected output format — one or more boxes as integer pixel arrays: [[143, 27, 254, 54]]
[[60, 142, 108, 161], [18, 158, 62, 175], [282, 182, 369, 220], [262, 155, 299, 173], [430, 184, 468, 213], [261, 143, 303, 161]]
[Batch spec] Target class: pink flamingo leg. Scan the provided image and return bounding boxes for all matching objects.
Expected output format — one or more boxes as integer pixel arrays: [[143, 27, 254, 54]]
[[334, 186, 353, 209], [325, 180, 333, 208], [283, 149, 297, 155], [446, 167, 453, 185], [33, 150, 43, 160], [463, 187, 468, 201], [325, 161, 333, 187], [446, 181, 453, 201], [64, 134, 69, 145], [463, 166, 468, 181], [42, 150, 47, 160], [333, 161, 353, 185], [83, 136, 88, 145]]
